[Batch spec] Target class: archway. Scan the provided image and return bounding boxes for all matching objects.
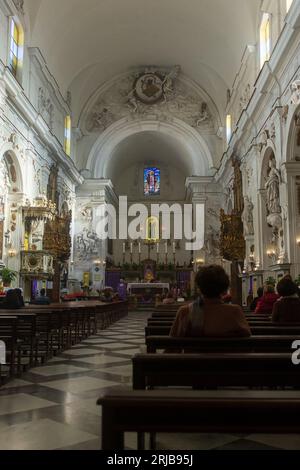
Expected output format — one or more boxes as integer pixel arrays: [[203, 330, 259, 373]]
[[86, 118, 214, 179], [0, 149, 24, 267]]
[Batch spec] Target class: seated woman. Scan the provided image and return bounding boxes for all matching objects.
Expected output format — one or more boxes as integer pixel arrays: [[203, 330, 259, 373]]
[[0, 289, 24, 309], [250, 287, 264, 311], [170, 265, 251, 337], [272, 277, 300, 323], [255, 284, 279, 315]]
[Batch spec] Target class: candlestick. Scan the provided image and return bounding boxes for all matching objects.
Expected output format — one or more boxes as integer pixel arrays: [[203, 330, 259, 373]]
[[165, 242, 168, 254], [122, 242, 125, 254], [173, 242, 176, 254]]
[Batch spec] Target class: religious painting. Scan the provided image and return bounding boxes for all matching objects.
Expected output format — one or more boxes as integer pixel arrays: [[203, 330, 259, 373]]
[[144, 167, 160, 196]]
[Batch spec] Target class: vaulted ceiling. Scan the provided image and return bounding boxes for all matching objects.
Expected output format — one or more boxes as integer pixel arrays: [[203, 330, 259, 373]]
[[26, 0, 261, 118]]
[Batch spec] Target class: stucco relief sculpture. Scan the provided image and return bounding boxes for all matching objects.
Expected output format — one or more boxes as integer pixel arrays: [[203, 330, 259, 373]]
[[75, 227, 101, 261], [85, 67, 215, 133], [196, 102, 210, 127], [291, 80, 300, 106], [204, 224, 220, 258], [242, 196, 254, 236], [239, 83, 251, 113], [13, 0, 24, 14], [38, 88, 54, 130]]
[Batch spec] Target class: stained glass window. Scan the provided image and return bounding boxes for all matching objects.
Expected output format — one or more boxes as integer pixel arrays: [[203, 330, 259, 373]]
[[260, 13, 271, 69], [64, 116, 71, 156], [9, 19, 23, 77], [226, 114, 232, 144], [286, 0, 293, 12], [144, 167, 160, 196]]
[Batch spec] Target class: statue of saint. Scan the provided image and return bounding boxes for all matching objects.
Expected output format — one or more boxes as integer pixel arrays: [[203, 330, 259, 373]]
[[265, 158, 281, 215], [242, 196, 254, 236]]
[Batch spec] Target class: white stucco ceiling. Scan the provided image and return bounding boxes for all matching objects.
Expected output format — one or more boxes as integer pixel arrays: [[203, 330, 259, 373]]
[[108, 131, 190, 182], [27, 0, 261, 117]]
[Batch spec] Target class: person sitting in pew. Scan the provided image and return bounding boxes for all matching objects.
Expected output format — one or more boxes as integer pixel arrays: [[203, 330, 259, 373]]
[[255, 284, 279, 315], [272, 277, 300, 323], [0, 288, 24, 309], [33, 288, 51, 305], [250, 287, 264, 311], [170, 265, 251, 337]]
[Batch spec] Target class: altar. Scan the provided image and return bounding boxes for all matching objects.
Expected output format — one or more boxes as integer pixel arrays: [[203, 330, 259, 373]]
[[127, 282, 169, 294], [127, 282, 169, 303]]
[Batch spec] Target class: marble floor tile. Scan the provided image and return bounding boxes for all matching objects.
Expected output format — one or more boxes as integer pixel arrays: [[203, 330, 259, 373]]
[[1, 379, 33, 389], [30, 364, 90, 376], [0, 393, 56, 416], [42, 375, 120, 393], [100, 343, 141, 350], [246, 434, 300, 450], [215, 438, 280, 450], [70, 354, 130, 366], [81, 338, 116, 344], [57, 438, 100, 450], [65, 397, 102, 416], [121, 348, 143, 356], [98, 364, 132, 377], [47, 356, 70, 363], [156, 433, 239, 450], [62, 348, 104, 356], [0, 418, 98, 450]]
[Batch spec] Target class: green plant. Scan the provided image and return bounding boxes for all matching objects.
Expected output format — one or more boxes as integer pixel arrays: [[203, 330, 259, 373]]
[[123, 262, 130, 271], [295, 275, 300, 286], [131, 263, 139, 271], [0, 268, 17, 286]]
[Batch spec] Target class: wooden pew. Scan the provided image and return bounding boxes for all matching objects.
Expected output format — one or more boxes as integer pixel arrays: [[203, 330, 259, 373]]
[[98, 387, 300, 450], [145, 325, 300, 337], [0, 300, 128, 385], [0, 316, 18, 380], [145, 335, 300, 353], [132, 352, 299, 389]]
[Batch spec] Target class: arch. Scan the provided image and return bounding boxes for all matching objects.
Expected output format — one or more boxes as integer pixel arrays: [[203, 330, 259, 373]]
[[86, 118, 214, 179], [285, 104, 300, 163], [260, 146, 276, 188], [0, 144, 24, 194]]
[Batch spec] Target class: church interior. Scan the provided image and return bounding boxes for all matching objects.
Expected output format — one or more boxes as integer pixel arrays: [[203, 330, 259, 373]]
[[1, 0, 300, 453]]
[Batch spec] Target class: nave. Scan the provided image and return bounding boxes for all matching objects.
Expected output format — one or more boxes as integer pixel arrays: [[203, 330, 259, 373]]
[[1, 311, 300, 451]]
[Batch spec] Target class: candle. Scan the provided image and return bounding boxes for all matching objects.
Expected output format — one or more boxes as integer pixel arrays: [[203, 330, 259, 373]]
[[165, 242, 168, 254], [138, 242, 141, 254], [122, 243, 125, 254], [173, 242, 176, 254], [157, 243, 159, 253], [130, 242, 133, 254]]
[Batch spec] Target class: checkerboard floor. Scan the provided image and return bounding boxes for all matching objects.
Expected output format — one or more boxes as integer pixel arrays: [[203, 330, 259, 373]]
[[0, 311, 300, 450]]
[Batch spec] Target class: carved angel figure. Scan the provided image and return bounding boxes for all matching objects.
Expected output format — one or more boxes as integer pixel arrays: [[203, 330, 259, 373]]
[[162, 65, 181, 101], [196, 102, 210, 126]]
